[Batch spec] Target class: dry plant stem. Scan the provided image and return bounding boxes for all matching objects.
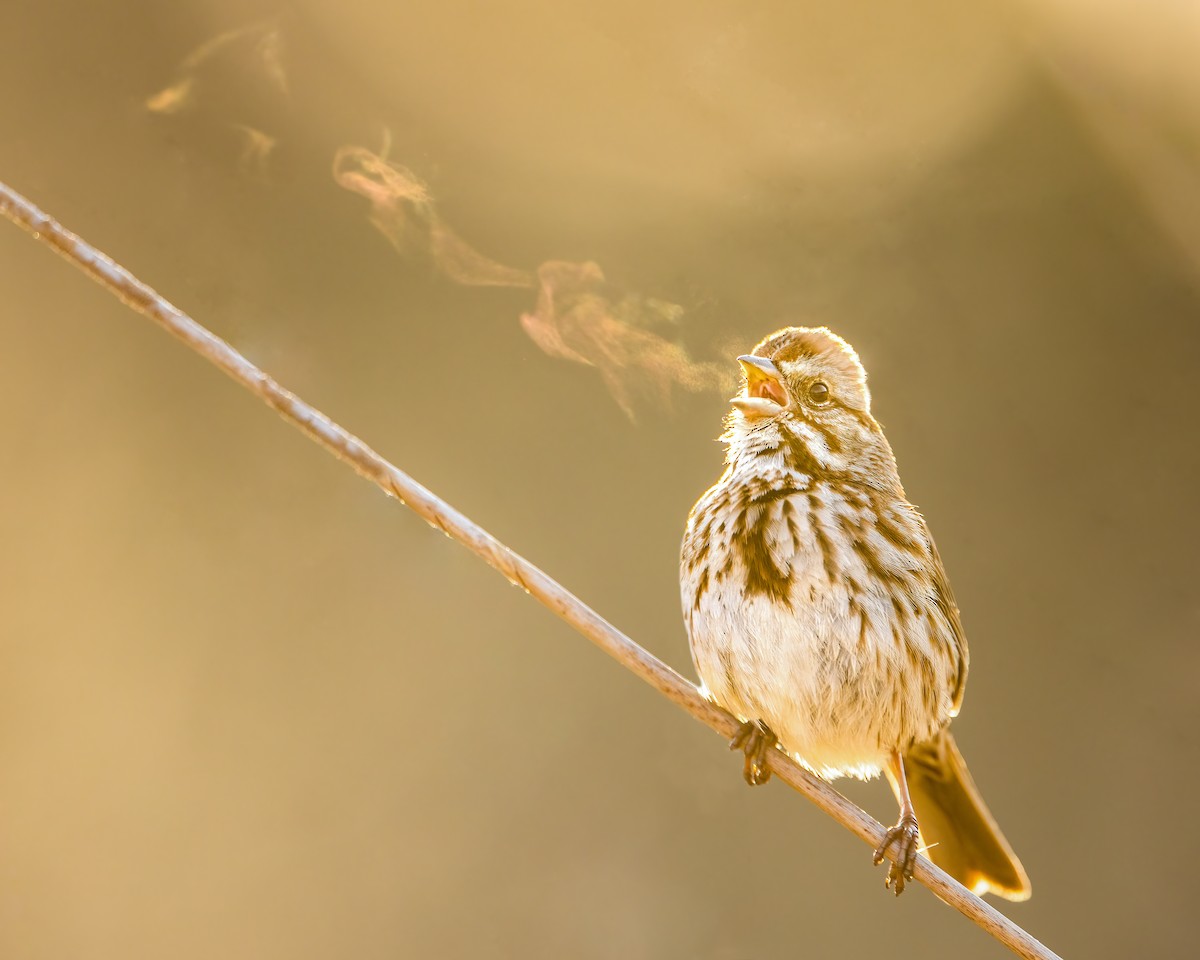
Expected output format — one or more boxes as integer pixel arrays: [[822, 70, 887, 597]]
[[0, 180, 1061, 960]]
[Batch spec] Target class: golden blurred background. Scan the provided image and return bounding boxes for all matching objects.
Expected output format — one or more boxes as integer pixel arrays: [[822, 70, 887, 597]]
[[2, 1, 1198, 957]]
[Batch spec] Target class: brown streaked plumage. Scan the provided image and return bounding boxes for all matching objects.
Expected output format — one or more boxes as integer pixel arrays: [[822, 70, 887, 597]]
[[680, 326, 1030, 899]]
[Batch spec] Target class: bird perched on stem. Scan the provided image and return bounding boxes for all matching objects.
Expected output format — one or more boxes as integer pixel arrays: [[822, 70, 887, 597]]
[[680, 326, 1030, 899]]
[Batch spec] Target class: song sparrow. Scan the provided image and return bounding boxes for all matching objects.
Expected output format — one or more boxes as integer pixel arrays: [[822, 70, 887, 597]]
[[680, 326, 1030, 899]]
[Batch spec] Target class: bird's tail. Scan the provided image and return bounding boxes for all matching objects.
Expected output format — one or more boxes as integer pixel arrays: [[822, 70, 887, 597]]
[[893, 729, 1032, 901]]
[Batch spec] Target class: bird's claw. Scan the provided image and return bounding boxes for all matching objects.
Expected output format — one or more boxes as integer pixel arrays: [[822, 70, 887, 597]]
[[872, 813, 920, 895], [729, 719, 778, 786]]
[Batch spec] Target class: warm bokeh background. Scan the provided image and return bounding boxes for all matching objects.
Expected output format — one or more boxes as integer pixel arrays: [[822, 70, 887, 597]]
[[2, 1, 1198, 957]]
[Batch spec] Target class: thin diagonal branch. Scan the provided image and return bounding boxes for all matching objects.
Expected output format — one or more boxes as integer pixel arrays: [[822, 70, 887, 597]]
[[1, 179, 1061, 960]]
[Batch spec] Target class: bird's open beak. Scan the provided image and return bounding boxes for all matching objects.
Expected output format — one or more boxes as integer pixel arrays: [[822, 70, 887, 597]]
[[731, 355, 788, 418]]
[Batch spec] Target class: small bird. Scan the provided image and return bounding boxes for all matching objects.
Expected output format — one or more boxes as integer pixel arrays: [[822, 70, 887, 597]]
[[680, 326, 1030, 899]]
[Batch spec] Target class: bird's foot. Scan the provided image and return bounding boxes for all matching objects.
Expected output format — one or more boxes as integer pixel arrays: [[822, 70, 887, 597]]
[[729, 719, 778, 786], [872, 812, 920, 895]]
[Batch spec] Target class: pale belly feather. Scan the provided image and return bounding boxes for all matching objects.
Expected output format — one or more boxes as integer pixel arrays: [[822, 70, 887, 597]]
[[682, 476, 958, 780]]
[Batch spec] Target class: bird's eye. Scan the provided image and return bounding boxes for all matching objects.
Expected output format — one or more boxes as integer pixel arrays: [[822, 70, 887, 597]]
[[807, 381, 831, 405]]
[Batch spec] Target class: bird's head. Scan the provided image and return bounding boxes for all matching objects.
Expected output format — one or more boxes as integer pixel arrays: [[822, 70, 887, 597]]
[[725, 326, 899, 486]]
